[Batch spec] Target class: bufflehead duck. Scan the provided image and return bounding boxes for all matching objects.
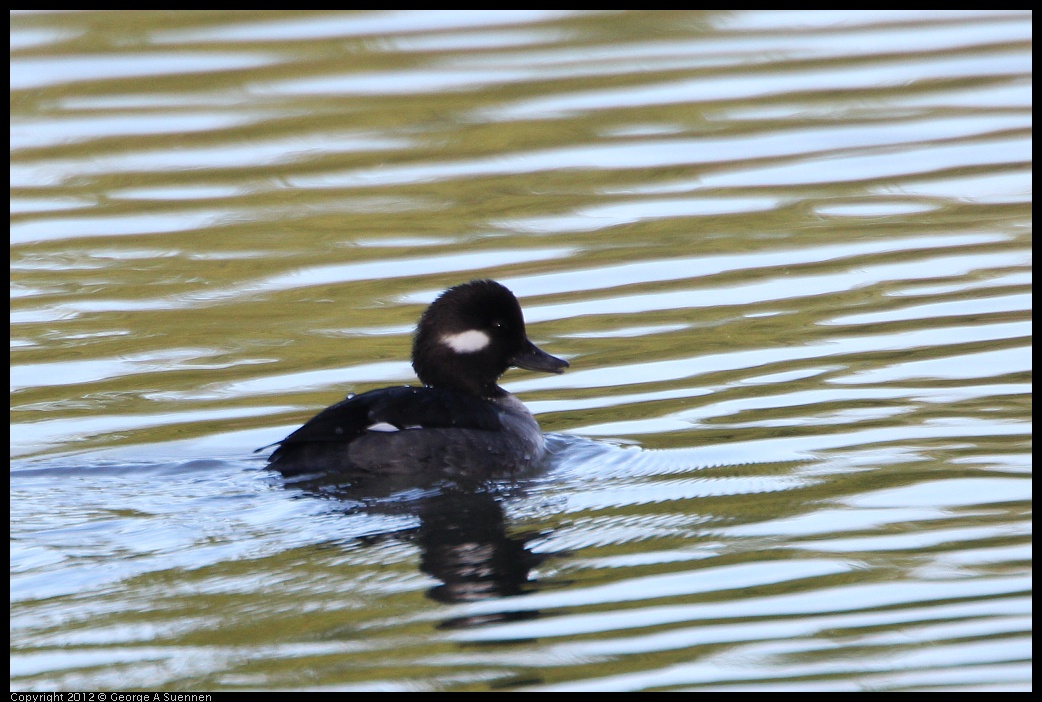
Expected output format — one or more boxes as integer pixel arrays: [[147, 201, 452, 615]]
[[267, 280, 568, 483]]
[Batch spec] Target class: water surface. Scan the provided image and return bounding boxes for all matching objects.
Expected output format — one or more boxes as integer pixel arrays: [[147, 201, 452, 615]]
[[10, 10, 1031, 691]]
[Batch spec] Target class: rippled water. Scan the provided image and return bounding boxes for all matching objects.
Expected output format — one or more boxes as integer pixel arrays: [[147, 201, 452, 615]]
[[10, 10, 1031, 691]]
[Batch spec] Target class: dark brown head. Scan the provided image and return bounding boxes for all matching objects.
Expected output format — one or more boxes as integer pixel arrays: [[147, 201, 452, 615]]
[[412, 280, 568, 397]]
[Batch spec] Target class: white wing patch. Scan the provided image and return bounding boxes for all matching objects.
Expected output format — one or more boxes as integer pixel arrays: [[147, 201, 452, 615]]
[[441, 329, 491, 353], [366, 422, 399, 432]]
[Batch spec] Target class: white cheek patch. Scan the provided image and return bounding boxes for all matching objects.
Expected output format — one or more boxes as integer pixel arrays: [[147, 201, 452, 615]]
[[441, 329, 491, 353]]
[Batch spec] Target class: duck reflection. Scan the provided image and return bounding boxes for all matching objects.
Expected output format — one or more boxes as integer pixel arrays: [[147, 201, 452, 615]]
[[280, 464, 554, 627]]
